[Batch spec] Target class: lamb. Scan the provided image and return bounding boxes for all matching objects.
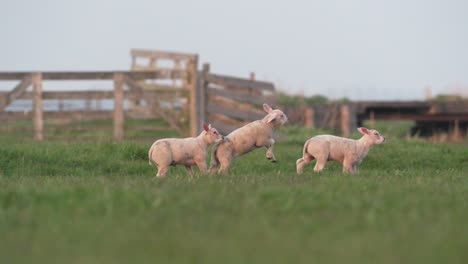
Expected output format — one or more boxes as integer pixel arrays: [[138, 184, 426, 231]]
[[148, 123, 224, 177], [296, 127, 385, 174], [209, 103, 288, 174]]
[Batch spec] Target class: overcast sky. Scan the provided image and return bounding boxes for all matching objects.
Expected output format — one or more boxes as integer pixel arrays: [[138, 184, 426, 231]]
[[1, 0, 467, 100]]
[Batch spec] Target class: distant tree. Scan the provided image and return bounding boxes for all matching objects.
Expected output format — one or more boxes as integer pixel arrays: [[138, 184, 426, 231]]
[[276, 91, 329, 107], [305, 95, 328, 105], [276, 91, 303, 107], [432, 94, 466, 102]]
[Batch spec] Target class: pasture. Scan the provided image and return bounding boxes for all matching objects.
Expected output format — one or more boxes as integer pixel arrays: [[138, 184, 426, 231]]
[[1, 122, 467, 264]]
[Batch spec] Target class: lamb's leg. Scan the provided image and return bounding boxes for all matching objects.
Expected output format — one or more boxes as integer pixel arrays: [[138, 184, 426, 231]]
[[184, 165, 194, 176], [313, 156, 327, 172], [156, 166, 169, 177], [213, 142, 234, 174], [265, 138, 276, 162], [342, 159, 355, 173], [218, 155, 233, 174], [296, 154, 313, 174], [195, 161, 207, 174]]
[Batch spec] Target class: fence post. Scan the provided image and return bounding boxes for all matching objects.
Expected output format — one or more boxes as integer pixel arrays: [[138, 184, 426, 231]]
[[249, 72, 255, 81], [113, 72, 124, 141], [198, 63, 210, 132], [32, 72, 43, 141], [369, 110, 375, 128], [452, 119, 461, 141], [188, 55, 199, 136], [340, 104, 350, 137], [305, 107, 314, 129]]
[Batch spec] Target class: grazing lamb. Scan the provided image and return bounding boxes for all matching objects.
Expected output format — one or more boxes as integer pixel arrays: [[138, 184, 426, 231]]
[[209, 103, 288, 174], [296, 127, 385, 174], [148, 123, 224, 177]]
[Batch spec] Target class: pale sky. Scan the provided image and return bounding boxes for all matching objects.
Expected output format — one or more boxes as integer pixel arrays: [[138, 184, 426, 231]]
[[1, 0, 467, 100]]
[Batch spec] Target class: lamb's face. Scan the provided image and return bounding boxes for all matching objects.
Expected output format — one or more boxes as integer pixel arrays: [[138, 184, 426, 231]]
[[358, 127, 385, 144], [369, 129, 385, 144], [208, 128, 224, 144], [263, 103, 288, 127], [272, 109, 288, 126], [203, 123, 224, 144]]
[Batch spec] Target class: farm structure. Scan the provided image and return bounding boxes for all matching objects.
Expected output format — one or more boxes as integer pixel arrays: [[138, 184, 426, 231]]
[[288, 101, 468, 140], [0, 49, 275, 141]]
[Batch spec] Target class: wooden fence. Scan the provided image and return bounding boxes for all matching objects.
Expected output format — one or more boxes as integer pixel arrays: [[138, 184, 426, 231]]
[[0, 70, 196, 141], [198, 63, 275, 134], [0, 52, 277, 141]]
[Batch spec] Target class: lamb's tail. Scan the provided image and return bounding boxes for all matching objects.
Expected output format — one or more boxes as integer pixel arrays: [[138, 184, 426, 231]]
[[209, 139, 227, 173], [209, 142, 221, 173], [302, 140, 312, 158]]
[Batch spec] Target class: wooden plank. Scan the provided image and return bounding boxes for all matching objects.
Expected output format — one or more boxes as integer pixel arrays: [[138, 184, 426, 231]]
[[207, 102, 264, 121], [0, 126, 32, 132], [0, 70, 186, 80], [209, 94, 265, 115], [32, 72, 43, 141], [197, 63, 209, 133], [207, 112, 247, 127], [0, 74, 32, 111], [205, 73, 275, 92], [206, 86, 274, 105], [0, 90, 162, 100], [123, 74, 183, 133], [188, 56, 199, 136], [127, 70, 186, 80], [0, 110, 114, 121], [131, 49, 197, 61], [0, 72, 30, 80], [113, 73, 124, 140], [208, 120, 239, 135], [45, 125, 112, 132], [127, 124, 174, 131], [41, 124, 169, 132]]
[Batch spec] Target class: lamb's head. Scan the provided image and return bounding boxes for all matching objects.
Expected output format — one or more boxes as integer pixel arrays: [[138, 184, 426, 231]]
[[358, 127, 385, 145], [262, 103, 288, 127], [202, 123, 224, 144]]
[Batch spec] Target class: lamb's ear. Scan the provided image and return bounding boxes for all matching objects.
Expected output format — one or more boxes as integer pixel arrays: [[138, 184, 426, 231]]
[[203, 123, 209, 132], [357, 127, 369, 135], [208, 123, 212, 130], [267, 114, 277, 123], [263, 103, 273, 113]]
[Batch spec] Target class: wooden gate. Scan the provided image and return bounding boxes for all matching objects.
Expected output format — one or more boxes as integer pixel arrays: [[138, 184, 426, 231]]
[[131, 49, 199, 135], [198, 63, 276, 134]]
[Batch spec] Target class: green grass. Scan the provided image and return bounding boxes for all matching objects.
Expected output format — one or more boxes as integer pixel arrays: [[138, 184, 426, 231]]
[[1, 123, 468, 264]]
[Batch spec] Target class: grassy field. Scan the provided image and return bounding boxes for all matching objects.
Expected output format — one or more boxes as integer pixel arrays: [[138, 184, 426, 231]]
[[1, 122, 467, 264]]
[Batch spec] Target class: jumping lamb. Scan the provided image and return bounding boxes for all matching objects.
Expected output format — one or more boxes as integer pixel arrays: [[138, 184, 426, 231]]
[[209, 103, 288, 174], [148, 123, 224, 177], [296, 127, 385, 174]]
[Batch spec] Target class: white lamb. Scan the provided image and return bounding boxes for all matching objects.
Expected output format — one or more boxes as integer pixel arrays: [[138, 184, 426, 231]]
[[209, 103, 288, 174], [148, 123, 224, 177], [296, 127, 385, 174]]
